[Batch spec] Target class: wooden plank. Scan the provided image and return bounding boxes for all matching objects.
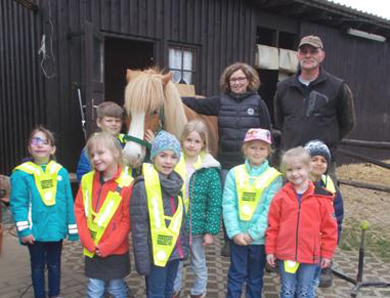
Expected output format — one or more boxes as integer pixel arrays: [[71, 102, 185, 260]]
[[120, 0, 129, 33], [146, 0, 155, 38], [339, 179, 390, 193], [111, 0, 120, 32], [338, 149, 390, 170], [341, 139, 390, 149]]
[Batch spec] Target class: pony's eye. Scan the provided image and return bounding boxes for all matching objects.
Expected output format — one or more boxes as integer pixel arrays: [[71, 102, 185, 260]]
[[151, 109, 159, 116]]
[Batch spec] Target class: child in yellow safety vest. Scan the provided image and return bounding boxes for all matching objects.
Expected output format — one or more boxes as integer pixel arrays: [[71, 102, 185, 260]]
[[74, 132, 133, 298], [222, 128, 283, 298], [130, 130, 188, 298], [10, 126, 78, 298]]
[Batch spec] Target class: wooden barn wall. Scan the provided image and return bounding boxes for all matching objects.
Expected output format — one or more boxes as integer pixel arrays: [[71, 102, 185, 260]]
[[300, 22, 390, 161], [0, 1, 45, 175], [35, 0, 257, 173]]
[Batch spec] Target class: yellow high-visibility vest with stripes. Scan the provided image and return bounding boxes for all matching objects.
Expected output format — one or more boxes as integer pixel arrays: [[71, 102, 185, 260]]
[[14, 161, 62, 206], [143, 163, 184, 267], [235, 165, 281, 221], [81, 170, 133, 258]]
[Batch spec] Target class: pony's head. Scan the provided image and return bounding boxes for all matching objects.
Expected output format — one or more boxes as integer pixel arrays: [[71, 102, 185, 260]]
[[123, 68, 187, 167]]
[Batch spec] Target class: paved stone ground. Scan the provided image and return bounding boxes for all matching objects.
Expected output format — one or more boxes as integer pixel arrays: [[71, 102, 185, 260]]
[[1, 224, 390, 298]]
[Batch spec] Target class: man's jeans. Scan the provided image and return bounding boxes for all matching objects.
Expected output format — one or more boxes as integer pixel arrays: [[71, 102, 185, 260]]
[[174, 235, 207, 295], [27, 241, 62, 298], [278, 261, 317, 298], [86, 278, 127, 298], [145, 259, 180, 298], [226, 241, 266, 298]]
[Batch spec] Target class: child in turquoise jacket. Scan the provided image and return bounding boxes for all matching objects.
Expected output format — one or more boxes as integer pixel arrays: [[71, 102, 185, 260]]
[[11, 126, 78, 298], [223, 128, 282, 298]]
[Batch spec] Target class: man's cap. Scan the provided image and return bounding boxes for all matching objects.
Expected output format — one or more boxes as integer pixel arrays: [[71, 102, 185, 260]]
[[298, 35, 324, 49], [244, 128, 272, 145]]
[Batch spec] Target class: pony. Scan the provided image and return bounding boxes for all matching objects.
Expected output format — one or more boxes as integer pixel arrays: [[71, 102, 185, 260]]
[[122, 68, 218, 168]]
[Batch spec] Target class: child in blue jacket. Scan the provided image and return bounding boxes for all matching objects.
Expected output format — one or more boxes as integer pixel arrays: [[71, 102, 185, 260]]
[[10, 126, 78, 298], [223, 128, 283, 298], [304, 139, 344, 293]]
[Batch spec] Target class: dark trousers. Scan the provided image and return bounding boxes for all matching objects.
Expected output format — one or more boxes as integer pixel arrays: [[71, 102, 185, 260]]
[[226, 241, 266, 298], [27, 240, 63, 298], [145, 259, 180, 298]]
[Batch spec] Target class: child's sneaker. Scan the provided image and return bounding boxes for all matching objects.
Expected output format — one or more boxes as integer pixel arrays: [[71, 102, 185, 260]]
[[188, 294, 206, 298]]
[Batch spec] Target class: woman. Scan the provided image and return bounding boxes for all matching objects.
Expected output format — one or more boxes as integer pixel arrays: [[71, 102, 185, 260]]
[[182, 62, 271, 257]]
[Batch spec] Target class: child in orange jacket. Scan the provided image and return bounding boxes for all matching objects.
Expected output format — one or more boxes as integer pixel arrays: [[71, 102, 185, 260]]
[[74, 132, 132, 298], [265, 147, 337, 298]]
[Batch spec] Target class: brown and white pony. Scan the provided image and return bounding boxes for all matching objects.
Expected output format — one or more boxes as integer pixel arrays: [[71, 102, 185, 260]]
[[122, 68, 218, 168]]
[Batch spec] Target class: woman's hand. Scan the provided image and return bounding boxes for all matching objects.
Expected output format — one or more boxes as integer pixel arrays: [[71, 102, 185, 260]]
[[266, 254, 276, 267], [21, 234, 35, 244], [233, 233, 248, 246], [203, 234, 214, 246]]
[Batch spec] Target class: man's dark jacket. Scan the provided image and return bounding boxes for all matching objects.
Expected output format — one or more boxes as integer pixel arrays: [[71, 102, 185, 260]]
[[182, 91, 271, 169], [274, 68, 355, 155]]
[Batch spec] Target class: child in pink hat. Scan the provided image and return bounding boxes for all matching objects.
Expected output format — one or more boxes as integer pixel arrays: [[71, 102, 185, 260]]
[[222, 128, 283, 298]]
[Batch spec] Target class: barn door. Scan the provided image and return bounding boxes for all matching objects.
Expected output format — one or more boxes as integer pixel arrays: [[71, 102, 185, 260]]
[[84, 21, 104, 137]]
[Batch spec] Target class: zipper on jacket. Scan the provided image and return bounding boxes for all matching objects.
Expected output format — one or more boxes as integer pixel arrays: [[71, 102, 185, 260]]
[[295, 199, 302, 261]]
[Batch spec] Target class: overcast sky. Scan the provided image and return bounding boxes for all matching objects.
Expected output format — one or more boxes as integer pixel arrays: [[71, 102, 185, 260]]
[[330, 0, 390, 20]]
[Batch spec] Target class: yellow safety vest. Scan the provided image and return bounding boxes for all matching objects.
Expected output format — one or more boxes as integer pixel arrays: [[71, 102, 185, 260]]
[[143, 163, 184, 267], [235, 165, 281, 221], [174, 154, 203, 210], [322, 174, 336, 194], [14, 161, 62, 206], [81, 170, 133, 258]]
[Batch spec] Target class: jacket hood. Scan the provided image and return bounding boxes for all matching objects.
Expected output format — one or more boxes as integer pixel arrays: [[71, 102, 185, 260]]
[[198, 152, 220, 170]]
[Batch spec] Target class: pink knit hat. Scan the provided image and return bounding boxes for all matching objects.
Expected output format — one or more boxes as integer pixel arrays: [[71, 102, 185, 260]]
[[244, 128, 272, 144]]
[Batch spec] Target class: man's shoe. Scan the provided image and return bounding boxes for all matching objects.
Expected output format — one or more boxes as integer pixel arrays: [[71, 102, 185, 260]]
[[220, 242, 230, 257], [319, 267, 333, 288]]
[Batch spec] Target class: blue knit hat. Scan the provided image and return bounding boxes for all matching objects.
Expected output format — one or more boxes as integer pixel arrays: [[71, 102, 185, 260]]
[[150, 131, 181, 160], [304, 139, 331, 164]]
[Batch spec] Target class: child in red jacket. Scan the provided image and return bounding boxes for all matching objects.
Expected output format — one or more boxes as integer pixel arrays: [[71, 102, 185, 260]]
[[74, 132, 133, 298], [265, 147, 337, 298]]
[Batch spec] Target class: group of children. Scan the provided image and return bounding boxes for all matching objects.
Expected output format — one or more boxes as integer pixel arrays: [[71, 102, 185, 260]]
[[9, 101, 342, 298]]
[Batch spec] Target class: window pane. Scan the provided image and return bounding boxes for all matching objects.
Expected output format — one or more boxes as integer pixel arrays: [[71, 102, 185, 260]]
[[172, 70, 182, 83], [183, 50, 193, 71], [169, 48, 182, 69], [183, 71, 192, 84]]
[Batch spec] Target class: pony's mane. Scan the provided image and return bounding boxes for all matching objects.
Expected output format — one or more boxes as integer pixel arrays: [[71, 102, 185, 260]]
[[124, 68, 187, 138]]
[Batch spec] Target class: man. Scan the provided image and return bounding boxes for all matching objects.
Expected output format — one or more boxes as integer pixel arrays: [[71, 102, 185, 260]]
[[274, 35, 355, 175], [273, 35, 355, 289]]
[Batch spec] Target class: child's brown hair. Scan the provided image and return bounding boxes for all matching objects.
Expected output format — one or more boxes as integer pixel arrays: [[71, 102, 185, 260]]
[[97, 101, 124, 120], [28, 126, 56, 160]]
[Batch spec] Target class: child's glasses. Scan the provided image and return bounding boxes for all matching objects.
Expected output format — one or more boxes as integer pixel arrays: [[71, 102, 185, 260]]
[[31, 137, 50, 147]]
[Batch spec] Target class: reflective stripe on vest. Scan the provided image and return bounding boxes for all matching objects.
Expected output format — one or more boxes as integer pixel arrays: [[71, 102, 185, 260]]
[[14, 161, 62, 206], [235, 165, 281, 221], [322, 174, 336, 194], [174, 154, 203, 210], [81, 170, 133, 258], [143, 163, 184, 267]]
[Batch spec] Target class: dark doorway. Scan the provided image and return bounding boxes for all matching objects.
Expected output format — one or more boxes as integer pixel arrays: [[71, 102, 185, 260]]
[[105, 37, 154, 106]]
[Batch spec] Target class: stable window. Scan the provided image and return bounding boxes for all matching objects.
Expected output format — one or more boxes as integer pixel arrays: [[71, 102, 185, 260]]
[[168, 46, 196, 84]]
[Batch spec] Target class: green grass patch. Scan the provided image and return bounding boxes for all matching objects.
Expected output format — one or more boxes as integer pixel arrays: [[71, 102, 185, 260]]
[[339, 217, 390, 262]]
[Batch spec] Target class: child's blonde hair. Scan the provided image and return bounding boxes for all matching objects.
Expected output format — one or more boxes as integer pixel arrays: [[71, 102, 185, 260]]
[[179, 119, 209, 153], [241, 141, 273, 158], [281, 146, 311, 175], [28, 126, 56, 160], [86, 132, 123, 167], [97, 101, 124, 120]]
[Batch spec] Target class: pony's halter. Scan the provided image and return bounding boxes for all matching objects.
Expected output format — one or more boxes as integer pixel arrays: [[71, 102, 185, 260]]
[[123, 104, 164, 150]]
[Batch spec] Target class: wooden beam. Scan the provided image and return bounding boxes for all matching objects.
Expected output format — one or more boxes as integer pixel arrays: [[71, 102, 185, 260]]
[[341, 139, 390, 149], [339, 179, 390, 193], [338, 149, 390, 170]]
